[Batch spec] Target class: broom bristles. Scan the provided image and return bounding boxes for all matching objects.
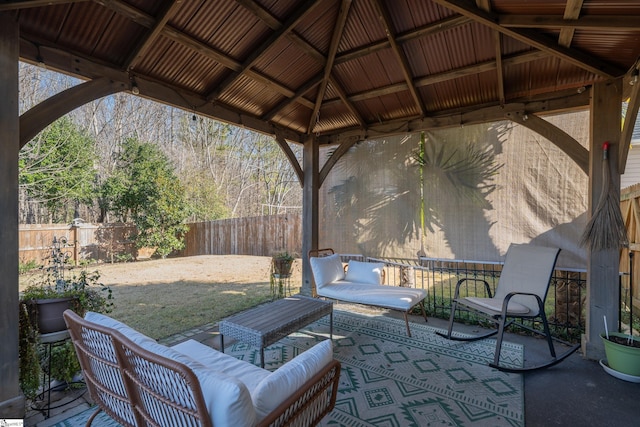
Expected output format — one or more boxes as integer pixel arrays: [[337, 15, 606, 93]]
[[580, 145, 629, 251]]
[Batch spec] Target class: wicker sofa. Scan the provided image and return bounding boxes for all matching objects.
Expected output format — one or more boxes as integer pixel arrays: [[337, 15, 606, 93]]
[[63, 310, 340, 427], [309, 249, 428, 337]]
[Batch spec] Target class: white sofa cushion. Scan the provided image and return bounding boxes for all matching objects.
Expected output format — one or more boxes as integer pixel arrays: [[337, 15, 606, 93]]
[[84, 312, 257, 427], [344, 260, 384, 285], [252, 340, 334, 421], [309, 253, 344, 288], [317, 283, 427, 311]]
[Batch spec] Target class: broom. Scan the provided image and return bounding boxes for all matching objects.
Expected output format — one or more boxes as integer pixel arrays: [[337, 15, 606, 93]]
[[580, 141, 629, 251]]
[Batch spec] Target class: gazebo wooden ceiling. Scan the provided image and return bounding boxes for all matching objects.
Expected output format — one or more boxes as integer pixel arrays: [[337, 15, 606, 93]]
[[6, 0, 640, 148]]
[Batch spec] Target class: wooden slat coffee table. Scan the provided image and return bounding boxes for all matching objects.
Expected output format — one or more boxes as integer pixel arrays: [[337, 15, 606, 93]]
[[219, 295, 333, 368]]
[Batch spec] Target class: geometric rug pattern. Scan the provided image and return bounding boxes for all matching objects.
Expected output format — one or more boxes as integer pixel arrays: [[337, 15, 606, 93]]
[[226, 310, 524, 427]]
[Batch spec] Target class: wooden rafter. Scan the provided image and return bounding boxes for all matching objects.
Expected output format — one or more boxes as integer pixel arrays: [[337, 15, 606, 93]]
[[206, 0, 323, 102], [558, 0, 583, 47], [325, 51, 548, 107], [500, 15, 640, 30], [0, 0, 88, 10], [239, 0, 365, 130], [372, 0, 426, 116], [95, 0, 315, 109], [432, 0, 625, 78], [334, 15, 471, 65], [307, 0, 352, 134], [476, 1, 504, 106], [124, 0, 182, 71]]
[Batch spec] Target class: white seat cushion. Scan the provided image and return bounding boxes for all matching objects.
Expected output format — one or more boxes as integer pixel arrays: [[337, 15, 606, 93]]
[[310, 253, 345, 288], [251, 340, 334, 421], [318, 283, 426, 311]]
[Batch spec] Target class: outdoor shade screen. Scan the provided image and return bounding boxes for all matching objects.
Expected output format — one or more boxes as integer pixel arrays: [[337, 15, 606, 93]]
[[319, 110, 589, 269]]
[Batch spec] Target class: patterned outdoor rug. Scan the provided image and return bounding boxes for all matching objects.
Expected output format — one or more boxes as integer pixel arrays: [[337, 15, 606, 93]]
[[51, 310, 524, 427], [228, 310, 524, 427]]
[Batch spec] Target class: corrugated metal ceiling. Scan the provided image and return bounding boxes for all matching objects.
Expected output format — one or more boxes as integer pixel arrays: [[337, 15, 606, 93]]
[[6, 0, 640, 144]]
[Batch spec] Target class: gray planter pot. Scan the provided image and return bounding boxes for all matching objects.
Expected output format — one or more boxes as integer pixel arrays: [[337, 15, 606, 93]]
[[31, 297, 75, 334]]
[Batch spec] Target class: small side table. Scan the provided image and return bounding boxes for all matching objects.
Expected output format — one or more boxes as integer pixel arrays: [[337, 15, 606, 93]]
[[35, 329, 85, 418]]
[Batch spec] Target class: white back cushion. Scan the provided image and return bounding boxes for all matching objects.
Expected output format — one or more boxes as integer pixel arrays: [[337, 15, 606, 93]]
[[345, 260, 384, 285], [252, 339, 334, 421], [309, 253, 344, 288]]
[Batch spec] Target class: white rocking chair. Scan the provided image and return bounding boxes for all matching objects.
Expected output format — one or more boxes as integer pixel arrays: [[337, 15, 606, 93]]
[[437, 243, 580, 372]]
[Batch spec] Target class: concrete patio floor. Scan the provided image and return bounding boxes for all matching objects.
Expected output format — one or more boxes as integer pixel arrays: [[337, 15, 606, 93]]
[[24, 303, 639, 427]]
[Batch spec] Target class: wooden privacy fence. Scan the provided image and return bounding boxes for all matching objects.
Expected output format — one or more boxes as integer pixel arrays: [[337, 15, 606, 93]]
[[19, 214, 302, 266], [180, 214, 302, 257], [620, 183, 640, 312], [19, 223, 138, 265]]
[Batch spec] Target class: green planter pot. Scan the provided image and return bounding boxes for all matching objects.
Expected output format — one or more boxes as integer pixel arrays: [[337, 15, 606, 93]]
[[601, 332, 640, 376]]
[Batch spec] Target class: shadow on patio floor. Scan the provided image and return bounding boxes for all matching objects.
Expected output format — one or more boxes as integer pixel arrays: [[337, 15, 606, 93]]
[[24, 302, 638, 427]]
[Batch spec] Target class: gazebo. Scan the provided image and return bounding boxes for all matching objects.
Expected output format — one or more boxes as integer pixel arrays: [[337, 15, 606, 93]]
[[2, 0, 640, 417]]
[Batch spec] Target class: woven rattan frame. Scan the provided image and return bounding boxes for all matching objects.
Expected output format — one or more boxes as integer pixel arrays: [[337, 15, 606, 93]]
[[64, 310, 340, 426]]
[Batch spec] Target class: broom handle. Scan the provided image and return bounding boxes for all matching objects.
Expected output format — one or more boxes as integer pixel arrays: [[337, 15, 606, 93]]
[[602, 141, 610, 160]]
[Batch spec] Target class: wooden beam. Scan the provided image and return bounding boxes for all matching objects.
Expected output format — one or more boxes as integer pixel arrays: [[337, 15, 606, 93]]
[[319, 139, 358, 186], [274, 133, 303, 185], [432, 0, 625, 78], [308, 0, 352, 134], [238, 0, 366, 131], [584, 79, 623, 361], [0, 0, 87, 10], [558, 0, 583, 48], [95, 0, 315, 109], [335, 15, 471, 65], [500, 14, 640, 30], [207, 0, 323, 102], [320, 90, 591, 144], [20, 77, 127, 148], [505, 111, 589, 174], [18, 39, 306, 144], [325, 50, 549, 107], [372, 0, 426, 116], [301, 135, 319, 296], [125, 0, 183, 71]]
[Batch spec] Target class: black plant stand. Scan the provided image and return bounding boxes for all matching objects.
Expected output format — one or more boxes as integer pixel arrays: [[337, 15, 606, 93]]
[[34, 329, 86, 418]]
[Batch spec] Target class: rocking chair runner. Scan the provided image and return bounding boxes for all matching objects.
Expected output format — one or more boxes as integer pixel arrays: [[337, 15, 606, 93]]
[[437, 243, 580, 372]]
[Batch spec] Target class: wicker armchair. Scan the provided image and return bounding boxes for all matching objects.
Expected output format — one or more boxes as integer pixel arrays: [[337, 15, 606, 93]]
[[64, 310, 340, 426]]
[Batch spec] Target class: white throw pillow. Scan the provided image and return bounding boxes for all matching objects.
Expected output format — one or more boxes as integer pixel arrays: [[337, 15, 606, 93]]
[[309, 253, 345, 288], [252, 340, 334, 421], [344, 260, 384, 285]]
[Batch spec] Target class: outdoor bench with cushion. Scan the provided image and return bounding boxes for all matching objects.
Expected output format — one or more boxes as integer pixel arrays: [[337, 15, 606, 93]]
[[309, 249, 427, 336], [63, 310, 340, 427]]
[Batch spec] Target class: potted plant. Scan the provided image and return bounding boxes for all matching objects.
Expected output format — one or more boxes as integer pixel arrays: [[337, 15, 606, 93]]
[[19, 237, 114, 399], [600, 332, 640, 378], [272, 251, 295, 276]]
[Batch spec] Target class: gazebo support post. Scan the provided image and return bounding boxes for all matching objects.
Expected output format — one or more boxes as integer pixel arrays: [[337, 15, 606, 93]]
[[301, 134, 320, 297], [583, 79, 623, 361], [0, 14, 24, 418]]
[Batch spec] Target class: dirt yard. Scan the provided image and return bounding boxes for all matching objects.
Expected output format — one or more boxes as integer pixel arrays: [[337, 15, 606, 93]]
[[20, 255, 303, 340]]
